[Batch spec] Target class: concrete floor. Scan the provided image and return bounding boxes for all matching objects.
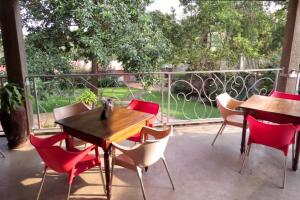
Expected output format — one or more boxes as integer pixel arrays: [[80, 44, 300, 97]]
[[1, 124, 300, 200]]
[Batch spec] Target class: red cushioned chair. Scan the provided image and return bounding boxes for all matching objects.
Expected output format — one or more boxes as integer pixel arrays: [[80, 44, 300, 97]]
[[240, 115, 296, 188], [30, 133, 105, 200], [126, 99, 159, 142]]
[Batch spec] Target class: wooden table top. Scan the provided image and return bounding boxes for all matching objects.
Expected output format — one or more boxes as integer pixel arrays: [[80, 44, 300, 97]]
[[55, 106, 154, 143], [240, 95, 300, 118]]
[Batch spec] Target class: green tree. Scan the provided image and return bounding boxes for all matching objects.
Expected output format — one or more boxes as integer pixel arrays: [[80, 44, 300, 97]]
[[21, 0, 170, 73], [164, 0, 287, 70]]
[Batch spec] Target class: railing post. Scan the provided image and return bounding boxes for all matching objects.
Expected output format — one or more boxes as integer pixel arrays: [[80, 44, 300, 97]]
[[295, 70, 300, 94], [274, 70, 280, 91], [167, 73, 171, 123], [32, 77, 41, 129], [160, 73, 164, 124]]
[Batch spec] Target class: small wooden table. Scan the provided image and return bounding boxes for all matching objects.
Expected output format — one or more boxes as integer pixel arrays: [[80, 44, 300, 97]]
[[240, 95, 300, 170], [56, 106, 154, 199]]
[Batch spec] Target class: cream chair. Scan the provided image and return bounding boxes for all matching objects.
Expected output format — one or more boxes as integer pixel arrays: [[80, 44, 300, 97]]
[[111, 126, 175, 200], [211, 93, 244, 146], [53, 102, 90, 147]]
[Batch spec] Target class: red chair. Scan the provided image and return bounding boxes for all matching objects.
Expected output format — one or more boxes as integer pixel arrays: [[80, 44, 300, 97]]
[[270, 90, 300, 100], [126, 99, 159, 142], [269, 90, 300, 157], [30, 133, 105, 200], [240, 115, 296, 188]]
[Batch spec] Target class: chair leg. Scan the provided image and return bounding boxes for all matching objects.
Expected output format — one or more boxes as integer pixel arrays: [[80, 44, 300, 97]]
[[219, 122, 226, 135], [282, 156, 287, 189], [67, 183, 71, 200], [292, 144, 295, 160], [211, 122, 226, 146], [99, 165, 106, 195], [36, 168, 47, 200], [136, 167, 146, 200], [239, 144, 251, 174], [110, 149, 116, 188], [0, 150, 5, 158], [161, 156, 175, 190]]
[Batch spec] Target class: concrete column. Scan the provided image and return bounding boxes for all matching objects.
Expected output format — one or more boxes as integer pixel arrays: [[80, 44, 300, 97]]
[[277, 0, 300, 93], [0, 0, 28, 85], [0, 0, 33, 130]]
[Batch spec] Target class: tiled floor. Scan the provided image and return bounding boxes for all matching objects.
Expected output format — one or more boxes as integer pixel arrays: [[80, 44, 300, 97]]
[[1, 123, 300, 200]]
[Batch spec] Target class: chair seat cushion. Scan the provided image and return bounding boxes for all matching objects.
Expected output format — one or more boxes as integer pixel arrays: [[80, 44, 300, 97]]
[[226, 114, 244, 127]]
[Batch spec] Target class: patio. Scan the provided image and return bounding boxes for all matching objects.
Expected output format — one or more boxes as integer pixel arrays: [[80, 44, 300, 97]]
[[1, 1, 300, 200], [1, 124, 300, 200]]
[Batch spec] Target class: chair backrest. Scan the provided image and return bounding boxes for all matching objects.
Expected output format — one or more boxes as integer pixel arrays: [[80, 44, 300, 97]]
[[126, 126, 172, 167], [30, 134, 75, 173], [53, 102, 90, 121], [216, 93, 240, 118], [247, 115, 296, 156], [127, 99, 159, 116], [270, 91, 300, 101]]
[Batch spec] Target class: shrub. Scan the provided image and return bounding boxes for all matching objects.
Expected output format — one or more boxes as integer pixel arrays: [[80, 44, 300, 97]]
[[77, 90, 97, 105], [98, 77, 119, 88]]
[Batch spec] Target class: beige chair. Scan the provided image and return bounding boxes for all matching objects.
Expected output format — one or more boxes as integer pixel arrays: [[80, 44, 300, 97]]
[[211, 93, 244, 146], [53, 102, 90, 147], [111, 126, 175, 200]]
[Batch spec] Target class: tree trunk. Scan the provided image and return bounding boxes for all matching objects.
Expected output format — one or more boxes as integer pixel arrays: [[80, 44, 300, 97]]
[[91, 58, 99, 95]]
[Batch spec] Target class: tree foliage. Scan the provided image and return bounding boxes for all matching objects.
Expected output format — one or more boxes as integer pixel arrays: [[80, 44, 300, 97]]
[[150, 0, 287, 70], [20, 0, 287, 75], [21, 0, 171, 75]]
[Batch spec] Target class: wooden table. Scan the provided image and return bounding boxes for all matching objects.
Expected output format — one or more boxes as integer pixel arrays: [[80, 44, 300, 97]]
[[240, 95, 300, 170], [56, 106, 154, 199]]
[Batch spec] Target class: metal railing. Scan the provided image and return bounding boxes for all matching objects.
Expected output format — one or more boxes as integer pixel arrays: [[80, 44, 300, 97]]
[[23, 68, 281, 131]]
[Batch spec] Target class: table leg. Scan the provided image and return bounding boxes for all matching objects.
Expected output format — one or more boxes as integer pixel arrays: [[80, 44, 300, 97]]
[[293, 132, 300, 171], [241, 111, 248, 154], [104, 146, 111, 199]]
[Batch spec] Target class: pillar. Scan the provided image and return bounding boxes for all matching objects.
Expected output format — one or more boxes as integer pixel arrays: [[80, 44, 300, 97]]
[[0, 0, 33, 132], [277, 0, 300, 93]]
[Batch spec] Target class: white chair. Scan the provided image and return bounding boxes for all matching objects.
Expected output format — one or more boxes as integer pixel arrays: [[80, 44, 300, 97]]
[[111, 126, 175, 200], [211, 93, 244, 145]]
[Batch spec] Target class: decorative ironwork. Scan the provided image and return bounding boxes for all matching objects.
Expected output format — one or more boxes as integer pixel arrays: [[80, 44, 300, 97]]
[[22, 69, 280, 130]]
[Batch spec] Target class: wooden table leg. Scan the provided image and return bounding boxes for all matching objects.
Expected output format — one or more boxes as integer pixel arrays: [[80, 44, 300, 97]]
[[293, 132, 300, 171], [241, 111, 248, 154], [104, 145, 112, 199]]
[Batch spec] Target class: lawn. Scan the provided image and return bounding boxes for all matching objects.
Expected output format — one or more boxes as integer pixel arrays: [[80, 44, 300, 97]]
[[140, 90, 220, 119], [32, 87, 220, 120]]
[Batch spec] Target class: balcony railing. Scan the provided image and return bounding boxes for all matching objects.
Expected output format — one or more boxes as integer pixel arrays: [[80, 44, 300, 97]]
[[19, 68, 281, 131]]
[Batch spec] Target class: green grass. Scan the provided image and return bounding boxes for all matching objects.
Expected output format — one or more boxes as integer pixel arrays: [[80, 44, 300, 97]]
[[140, 90, 220, 119], [101, 87, 141, 101], [32, 87, 220, 119]]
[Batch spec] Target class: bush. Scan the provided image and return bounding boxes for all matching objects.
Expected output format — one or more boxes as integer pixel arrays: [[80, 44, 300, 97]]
[[172, 83, 194, 95], [98, 77, 124, 88], [76, 90, 97, 105]]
